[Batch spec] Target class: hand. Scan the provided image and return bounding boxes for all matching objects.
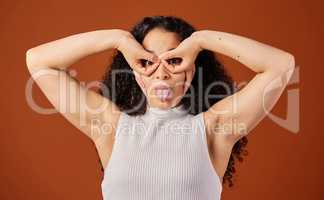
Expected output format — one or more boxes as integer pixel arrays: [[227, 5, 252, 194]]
[[158, 33, 203, 73], [116, 32, 160, 76], [158, 33, 203, 93]]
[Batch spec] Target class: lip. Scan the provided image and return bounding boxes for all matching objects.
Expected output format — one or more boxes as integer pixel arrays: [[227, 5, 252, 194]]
[[152, 83, 173, 101], [152, 83, 171, 90]]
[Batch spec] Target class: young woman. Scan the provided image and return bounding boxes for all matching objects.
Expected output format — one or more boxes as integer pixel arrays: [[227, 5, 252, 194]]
[[26, 16, 295, 200]]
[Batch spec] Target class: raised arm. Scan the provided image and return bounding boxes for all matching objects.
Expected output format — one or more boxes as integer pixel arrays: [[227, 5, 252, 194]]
[[25, 29, 129, 142], [192, 30, 295, 145], [26, 29, 161, 169]]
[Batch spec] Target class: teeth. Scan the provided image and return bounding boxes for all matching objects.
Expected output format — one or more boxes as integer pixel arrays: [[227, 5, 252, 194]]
[[155, 89, 171, 101]]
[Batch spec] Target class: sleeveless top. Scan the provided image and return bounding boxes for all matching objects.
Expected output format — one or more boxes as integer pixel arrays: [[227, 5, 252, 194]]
[[101, 104, 223, 200]]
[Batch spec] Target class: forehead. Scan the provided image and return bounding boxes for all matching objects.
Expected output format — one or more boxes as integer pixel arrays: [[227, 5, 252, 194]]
[[142, 28, 181, 55]]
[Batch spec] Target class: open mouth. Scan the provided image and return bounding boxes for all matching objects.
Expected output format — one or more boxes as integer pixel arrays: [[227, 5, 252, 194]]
[[153, 85, 173, 101]]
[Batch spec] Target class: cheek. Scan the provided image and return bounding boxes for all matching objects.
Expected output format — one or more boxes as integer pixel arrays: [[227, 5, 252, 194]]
[[173, 73, 186, 89], [136, 76, 155, 95], [165, 74, 184, 97]]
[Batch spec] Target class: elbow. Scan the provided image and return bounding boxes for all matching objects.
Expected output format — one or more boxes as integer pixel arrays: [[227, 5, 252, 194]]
[[25, 47, 48, 72], [285, 52, 295, 69], [272, 52, 295, 74], [281, 53, 295, 77], [25, 48, 38, 70]]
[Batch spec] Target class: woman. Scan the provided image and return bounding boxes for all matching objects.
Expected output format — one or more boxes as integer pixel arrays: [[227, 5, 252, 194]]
[[26, 16, 295, 200]]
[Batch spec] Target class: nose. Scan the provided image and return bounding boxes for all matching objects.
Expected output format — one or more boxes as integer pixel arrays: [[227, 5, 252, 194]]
[[153, 62, 171, 80]]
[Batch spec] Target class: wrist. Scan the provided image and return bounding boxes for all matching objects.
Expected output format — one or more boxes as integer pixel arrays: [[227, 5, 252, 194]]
[[113, 29, 133, 51], [91, 29, 130, 52], [191, 30, 206, 51]]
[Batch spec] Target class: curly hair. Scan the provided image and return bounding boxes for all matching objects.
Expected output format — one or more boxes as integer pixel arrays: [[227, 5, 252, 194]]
[[99, 15, 248, 187]]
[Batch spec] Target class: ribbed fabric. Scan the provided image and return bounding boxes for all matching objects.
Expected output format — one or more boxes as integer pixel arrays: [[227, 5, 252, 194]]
[[101, 104, 223, 200]]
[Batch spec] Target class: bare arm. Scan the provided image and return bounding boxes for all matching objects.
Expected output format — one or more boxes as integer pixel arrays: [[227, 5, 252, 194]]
[[25, 29, 129, 142], [192, 30, 295, 145]]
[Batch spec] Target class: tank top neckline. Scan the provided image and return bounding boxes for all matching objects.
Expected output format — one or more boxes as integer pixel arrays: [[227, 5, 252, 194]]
[[144, 103, 188, 120]]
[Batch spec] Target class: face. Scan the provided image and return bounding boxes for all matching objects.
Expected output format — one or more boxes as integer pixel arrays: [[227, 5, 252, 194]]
[[134, 28, 192, 109]]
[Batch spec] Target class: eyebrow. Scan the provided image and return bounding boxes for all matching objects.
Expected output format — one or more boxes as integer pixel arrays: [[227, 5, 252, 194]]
[[144, 47, 175, 53]]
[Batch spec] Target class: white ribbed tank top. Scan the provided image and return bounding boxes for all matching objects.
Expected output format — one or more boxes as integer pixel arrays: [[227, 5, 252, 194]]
[[101, 104, 223, 200]]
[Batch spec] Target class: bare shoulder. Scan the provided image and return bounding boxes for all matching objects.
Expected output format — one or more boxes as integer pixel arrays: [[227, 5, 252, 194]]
[[26, 66, 123, 169]]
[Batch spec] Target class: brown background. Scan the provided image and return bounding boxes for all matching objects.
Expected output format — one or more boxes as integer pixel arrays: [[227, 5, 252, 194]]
[[1, 0, 323, 199]]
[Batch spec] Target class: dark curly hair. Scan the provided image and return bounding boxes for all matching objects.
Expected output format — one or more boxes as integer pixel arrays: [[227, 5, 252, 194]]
[[99, 15, 248, 187]]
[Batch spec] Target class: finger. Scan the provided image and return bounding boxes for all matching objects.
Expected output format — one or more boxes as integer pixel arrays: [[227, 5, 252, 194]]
[[139, 49, 159, 63], [143, 62, 160, 76], [191, 66, 196, 77], [134, 71, 147, 95], [133, 63, 147, 75], [160, 59, 175, 73], [158, 49, 179, 60], [183, 69, 193, 94], [172, 61, 190, 73]]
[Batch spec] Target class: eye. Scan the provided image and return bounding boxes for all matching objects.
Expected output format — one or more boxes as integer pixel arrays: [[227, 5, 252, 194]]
[[167, 58, 182, 65], [140, 59, 154, 67]]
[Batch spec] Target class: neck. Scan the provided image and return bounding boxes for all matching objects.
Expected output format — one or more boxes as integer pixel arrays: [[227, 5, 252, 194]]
[[143, 103, 188, 120]]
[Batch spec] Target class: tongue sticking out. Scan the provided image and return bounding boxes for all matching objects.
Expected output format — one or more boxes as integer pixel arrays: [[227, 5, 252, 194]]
[[155, 88, 172, 102]]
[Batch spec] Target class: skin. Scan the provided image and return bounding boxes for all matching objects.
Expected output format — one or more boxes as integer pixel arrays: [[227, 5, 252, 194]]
[[26, 28, 295, 183], [133, 28, 194, 109]]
